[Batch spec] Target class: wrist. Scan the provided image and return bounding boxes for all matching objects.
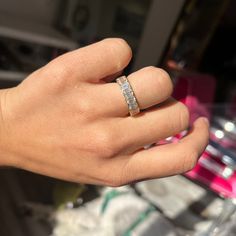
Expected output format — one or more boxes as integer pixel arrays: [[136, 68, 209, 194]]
[[0, 88, 19, 167]]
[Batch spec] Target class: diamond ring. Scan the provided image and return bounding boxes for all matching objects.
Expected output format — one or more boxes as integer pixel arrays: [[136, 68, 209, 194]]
[[116, 76, 140, 116]]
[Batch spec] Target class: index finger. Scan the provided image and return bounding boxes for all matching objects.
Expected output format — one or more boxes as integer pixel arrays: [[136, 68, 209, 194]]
[[49, 38, 132, 83]]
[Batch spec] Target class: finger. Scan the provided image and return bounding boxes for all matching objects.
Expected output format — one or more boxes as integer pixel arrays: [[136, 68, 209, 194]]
[[127, 67, 173, 109], [118, 99, 190, 152], [46, 38, 132, 83], [97, 66, 173, 117], [116, 117, 209, 185]]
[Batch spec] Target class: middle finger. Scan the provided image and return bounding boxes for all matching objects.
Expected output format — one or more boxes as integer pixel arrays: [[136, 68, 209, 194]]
[[117, 99, 190, 153]]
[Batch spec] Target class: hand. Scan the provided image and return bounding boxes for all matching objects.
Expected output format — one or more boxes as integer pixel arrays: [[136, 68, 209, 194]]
[[0, 38, 209, 186]]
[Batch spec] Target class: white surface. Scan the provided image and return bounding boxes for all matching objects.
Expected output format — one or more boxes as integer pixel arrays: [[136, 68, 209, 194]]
[[135, 175, 224, 232]]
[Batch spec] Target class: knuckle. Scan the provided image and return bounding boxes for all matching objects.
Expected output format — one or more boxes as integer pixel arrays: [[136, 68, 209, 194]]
[[181, 150, 199, 172], [99, 159, 132, 187], [178, 103, 190, 131], [104, 38, 132, 71], [157, 68, 174, 96], [95, 129, 119, 158], [145, 67, 173, 97], [101, 168, 126, 187], [108, 171, 130, 187], [44, 61, 74, 90], [143, 66, 160, 76], [77, 97, 94, 115], [155, 67, 170, 81], [110, 161, 134, 187], [50, 60, 73, 79]]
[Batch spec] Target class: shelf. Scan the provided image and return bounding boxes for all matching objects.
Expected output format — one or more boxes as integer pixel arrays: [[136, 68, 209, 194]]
[[0, 13, 78, 50]]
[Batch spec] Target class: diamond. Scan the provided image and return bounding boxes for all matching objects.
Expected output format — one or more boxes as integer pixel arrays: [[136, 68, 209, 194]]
[[116, 76, 140, 116], [127, 97, 135, 103], [121, 82, 130, 91], [124, 89, 131, 95], [129, 104, 138, 110], [124, 92, 132, 98]]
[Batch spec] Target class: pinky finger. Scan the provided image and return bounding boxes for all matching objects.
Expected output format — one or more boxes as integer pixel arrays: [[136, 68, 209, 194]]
[[119, 117, 209, 184]]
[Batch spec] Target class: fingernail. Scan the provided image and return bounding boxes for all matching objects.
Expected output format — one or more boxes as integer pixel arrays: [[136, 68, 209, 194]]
[[200, 117, 209, 126]]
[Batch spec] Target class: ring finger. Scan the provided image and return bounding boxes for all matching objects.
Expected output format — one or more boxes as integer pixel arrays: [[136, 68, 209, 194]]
[[98, 66, 173, 117]]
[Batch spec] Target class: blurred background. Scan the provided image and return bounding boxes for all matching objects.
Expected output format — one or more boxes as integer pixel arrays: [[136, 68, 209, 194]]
[[0, 0, 236, 235]]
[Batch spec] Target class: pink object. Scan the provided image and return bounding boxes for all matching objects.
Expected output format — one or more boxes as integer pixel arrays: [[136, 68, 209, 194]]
[[172, 73, 236, 198], [210, 127, 236, 150], [173, 74, 216, 123], [167, 135, 236, 198], [185, 154, 236, 199]]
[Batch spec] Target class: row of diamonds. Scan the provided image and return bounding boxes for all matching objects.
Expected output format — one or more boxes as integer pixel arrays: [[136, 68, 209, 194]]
[[129, 103, 138, 110], [123, 90, 137, 105], [117, 77, 139, 111]]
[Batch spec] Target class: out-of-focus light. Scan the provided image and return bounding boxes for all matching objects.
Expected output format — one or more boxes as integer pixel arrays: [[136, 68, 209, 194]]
[[215, 130, 224, 139], [66, 202, 74, 209], [206, 145, 220, 157], [224, 121, 235, 132], [222, 167, 234, 179], [166, 136, 172, 141]]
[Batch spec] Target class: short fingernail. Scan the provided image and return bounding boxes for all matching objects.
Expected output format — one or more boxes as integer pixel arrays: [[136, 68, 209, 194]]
[[200, 117, 209, 126]]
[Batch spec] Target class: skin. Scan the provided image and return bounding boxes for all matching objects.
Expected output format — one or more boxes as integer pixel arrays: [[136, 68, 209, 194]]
[[0, 38, 209, 186]]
